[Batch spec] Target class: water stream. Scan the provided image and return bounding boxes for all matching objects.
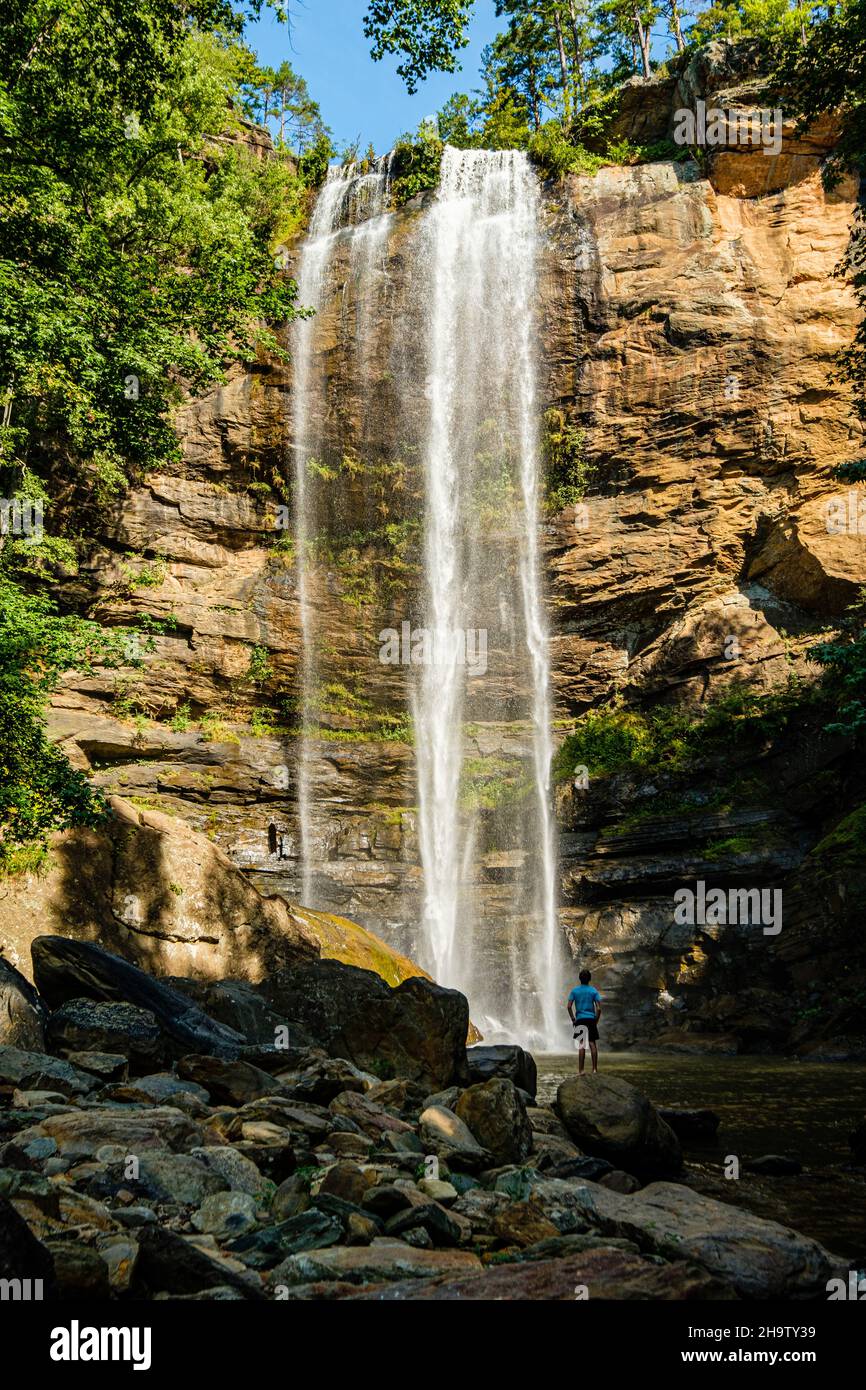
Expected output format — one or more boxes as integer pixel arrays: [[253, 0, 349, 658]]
[[290, 149, 564, 1049]]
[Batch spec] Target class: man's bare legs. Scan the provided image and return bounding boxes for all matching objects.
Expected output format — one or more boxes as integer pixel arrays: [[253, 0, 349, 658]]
[[589, 1040, 598, 1073]]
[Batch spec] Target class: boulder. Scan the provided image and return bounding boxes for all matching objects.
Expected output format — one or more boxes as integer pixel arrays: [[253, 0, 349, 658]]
[[658, 1108, 721, 1142], [102, 1072, 210, 1107], [132, 1223, 265, 1299], [190, 1146, 269, 1199], [66, 1052, 129, 1081], [46, 999, 165, 1073], [454, 1078, 533, 1167], [0, 1046, 97, 1098], [849, 1118, 866, 1163], [268, 1238, 483, 1287], [530, 1177, 843, 1299], [362, 1183, 428, 1220], [466, 1044, 537, 1100], [286, 1057, 370, 1104], [557, 1075, 682, 1177], [0, 797, 318, 989], [318, 1163, 374, 1207], [418, 1105, 491, 1172], [167, 977, 308, 1047], [490, 1200, 561, 1248], [11, 1106, 203, 1161], [192, 1191, 258, 1239], [0, 1193, 57, 1297], [384, 1201, 464, 1247], [176, 1054, 284, 1107], [47, 1241, 111, 1299], [350, 1247, 734, 1300], [32, 937, 245, 1060], [134, 1153, 228, 1206], [0, 957, 46, 1050], [259, 960, 469, 1090], [227, 1211, 343, 1267], [328, 1090, 415, 1140]]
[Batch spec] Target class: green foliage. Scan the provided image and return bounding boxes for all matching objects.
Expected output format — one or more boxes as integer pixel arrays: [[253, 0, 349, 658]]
[[552, 684, 815, 783], [527, 122, 605, 178], [391, 122, 444, 204], [0, 0, 313, 858], [0, 576, 131, 863], [246, 644, 274, 686], [459, 756, 532, 811], [299, 131, 338, 188], [170, 702, 192, 733], [0, 11, 305, 505], [363, 0, 474, 94], [543, 409, 592, 511], [694, 0, 817, 43], [238, 55, 330, 154], [809, 802, 866, 869], [810, 591, 866, 736], [199, 711, 240, 745], [249, 706, 278, 737], [606, 136, 685, 164]]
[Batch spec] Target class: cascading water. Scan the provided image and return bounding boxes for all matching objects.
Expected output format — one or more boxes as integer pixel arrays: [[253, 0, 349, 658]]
[[290, 158, 393, 904], [290, 148, 565, 1049], [413, 148, 562, 1049]]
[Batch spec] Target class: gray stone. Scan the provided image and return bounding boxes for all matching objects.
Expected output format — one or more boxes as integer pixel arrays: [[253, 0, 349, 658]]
[[192, 1191, 259, 1239], [0, 957, 46, 1050], [418, 1105, 491, 1172]]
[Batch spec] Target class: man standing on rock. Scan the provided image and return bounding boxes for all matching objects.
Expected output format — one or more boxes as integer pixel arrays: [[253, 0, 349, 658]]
[[567, 970, 602, 1075]]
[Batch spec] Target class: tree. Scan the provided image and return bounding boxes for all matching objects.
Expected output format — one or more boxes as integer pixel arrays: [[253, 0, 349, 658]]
[[597, 0, 661, 78], [485, 14, 558, 130], [0, 0, 309, 859], [693, 0, 818, 43], [363, 0, 474, 93]]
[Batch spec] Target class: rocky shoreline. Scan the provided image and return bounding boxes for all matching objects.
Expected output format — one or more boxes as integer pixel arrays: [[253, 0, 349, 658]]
[[0, 940, 850, 1302]]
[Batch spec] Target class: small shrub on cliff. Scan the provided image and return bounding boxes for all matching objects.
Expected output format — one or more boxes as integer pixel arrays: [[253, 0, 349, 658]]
[[391, 121, 445, 204], [810, 589, 866, 736], [527, 122, 605, 180], [553, 684, 817, 783], [543, 410, 592, 513]]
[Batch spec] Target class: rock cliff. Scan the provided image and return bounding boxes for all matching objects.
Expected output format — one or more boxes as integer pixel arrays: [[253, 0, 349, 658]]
[[36, 46, 865, 1049]]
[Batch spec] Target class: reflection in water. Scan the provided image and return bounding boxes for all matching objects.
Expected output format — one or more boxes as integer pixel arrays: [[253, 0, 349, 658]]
[[538, 1053, 866, 1261]]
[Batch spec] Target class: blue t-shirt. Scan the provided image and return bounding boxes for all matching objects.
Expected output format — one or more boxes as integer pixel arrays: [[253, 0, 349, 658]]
[[568, 984, 601, 1020]]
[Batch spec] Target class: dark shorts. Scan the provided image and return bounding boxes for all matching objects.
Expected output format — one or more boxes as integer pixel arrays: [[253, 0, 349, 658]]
[[573, 1018, 599, 1043]]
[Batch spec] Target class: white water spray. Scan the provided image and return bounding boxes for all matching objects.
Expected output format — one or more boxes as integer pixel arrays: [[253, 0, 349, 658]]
[[414, 148, 561, 1048], [291, 159, 393, 904]]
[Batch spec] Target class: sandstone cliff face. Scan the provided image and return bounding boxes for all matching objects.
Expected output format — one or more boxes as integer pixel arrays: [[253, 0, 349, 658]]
[[42, 57, 865, 1045]]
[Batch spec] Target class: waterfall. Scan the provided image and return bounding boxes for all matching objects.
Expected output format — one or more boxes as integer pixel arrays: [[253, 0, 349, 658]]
[[290, 148, 563, 1049], [291, 158, 393, 904], [413, 148, 562, 1049]]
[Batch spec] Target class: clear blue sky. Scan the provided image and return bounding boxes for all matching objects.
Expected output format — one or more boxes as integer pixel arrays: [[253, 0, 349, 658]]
[[245, 0, 503, 155]]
